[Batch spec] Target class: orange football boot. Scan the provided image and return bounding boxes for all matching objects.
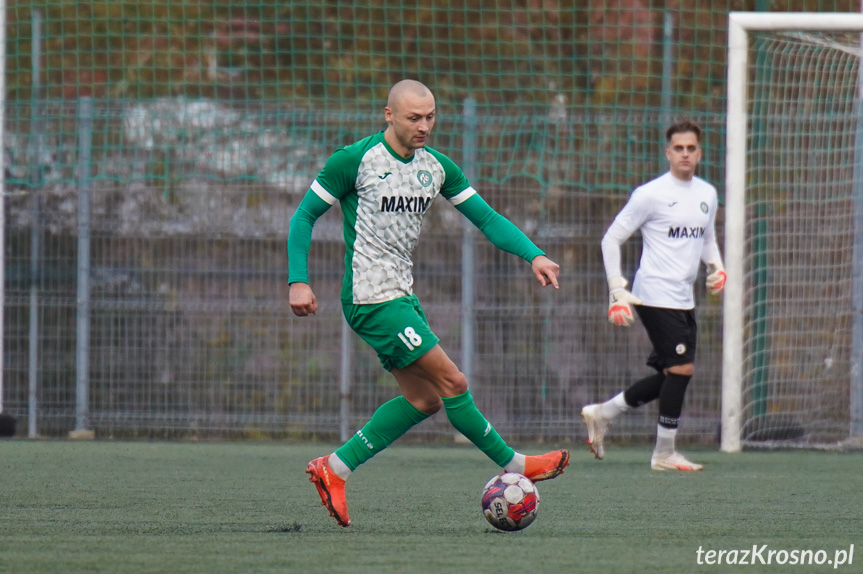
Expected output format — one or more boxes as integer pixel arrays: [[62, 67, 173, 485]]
[[306, 456, 351, 527], [523, 449, 570, 481]]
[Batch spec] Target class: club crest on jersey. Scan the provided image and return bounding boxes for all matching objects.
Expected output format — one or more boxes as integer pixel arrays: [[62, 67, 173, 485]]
[[700, 202, 709, 213], [417, 170, 433, 187]]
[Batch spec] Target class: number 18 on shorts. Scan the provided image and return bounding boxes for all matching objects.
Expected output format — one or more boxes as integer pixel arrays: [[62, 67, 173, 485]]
[[342, 294, 440, 371]]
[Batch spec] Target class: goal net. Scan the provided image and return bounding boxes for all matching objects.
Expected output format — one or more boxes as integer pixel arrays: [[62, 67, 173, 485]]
[[723, 13, 863, 451]]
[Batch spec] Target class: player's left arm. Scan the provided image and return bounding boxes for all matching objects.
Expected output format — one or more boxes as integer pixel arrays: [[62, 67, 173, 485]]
[[700, 194, 726, 295], [455, 193, 558, 288], [433, 148, 558, 288]]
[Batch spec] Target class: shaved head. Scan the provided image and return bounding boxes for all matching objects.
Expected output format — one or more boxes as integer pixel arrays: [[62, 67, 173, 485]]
[[383, 79, 436, 158], [387, 79, 433, 111]]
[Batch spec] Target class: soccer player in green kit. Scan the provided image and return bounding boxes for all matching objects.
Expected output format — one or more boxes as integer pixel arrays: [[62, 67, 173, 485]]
[[288, 79, 569, 527]]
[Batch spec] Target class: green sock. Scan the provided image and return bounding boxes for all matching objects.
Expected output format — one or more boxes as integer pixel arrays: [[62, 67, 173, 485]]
[[442, 391, 514, 467], [335, 396, 430, 471]]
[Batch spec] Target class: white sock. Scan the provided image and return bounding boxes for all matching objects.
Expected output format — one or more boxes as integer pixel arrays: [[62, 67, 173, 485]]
[[653, 425, 677, 457], [503, 452, 526, 474], [328, 453, 352, 480], [599, 392, 631, 420]]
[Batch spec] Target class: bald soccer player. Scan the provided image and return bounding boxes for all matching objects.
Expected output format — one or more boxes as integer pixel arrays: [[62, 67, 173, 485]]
[[288, 79, 570, 527]]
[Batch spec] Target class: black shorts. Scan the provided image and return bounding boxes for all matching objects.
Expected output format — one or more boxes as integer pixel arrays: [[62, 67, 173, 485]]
[[634, 305, 697, 372]]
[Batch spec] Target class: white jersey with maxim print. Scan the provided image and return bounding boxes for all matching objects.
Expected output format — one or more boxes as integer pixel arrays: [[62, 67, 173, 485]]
[[310, 132, 474, 304], [614, 172, 719, 309]]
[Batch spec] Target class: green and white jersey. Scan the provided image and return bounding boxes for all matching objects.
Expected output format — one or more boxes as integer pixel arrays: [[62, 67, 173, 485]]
[[311, 132, 475, 304]]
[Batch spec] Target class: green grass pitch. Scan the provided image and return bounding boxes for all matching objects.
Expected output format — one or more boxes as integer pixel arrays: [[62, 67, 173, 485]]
[[0, 441, 859, 574]]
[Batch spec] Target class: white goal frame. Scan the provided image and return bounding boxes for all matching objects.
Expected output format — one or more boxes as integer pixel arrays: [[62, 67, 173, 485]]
[[722, 12, 863, 452]]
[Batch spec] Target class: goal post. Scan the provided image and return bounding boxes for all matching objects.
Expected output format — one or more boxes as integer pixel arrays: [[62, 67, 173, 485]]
[[723, 12, 863, 452]]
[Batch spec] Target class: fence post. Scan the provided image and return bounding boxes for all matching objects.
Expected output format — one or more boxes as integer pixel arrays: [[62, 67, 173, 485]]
[[73, 96, 94, 438], [339, 320, 352, 442], [660, 11, 674, 168], [0, 0, 7, 432], [27, 9, 43, 438], [461, 97, 477, 388]]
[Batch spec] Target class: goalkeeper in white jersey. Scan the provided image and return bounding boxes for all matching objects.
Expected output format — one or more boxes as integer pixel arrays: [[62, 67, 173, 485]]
[[288, 80, 569, 527], [581, 120, 726, 471]]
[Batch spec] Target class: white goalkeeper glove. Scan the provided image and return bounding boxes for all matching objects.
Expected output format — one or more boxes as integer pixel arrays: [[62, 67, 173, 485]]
[[706, 261, 727, 295], [607, 276, 642, 327]]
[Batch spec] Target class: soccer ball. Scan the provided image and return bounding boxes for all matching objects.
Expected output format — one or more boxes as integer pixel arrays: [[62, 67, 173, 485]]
[[480, 472, 540, 531]]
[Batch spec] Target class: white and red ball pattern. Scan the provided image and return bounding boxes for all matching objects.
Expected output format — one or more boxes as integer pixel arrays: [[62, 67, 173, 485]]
[[481, 472, 540, 531]]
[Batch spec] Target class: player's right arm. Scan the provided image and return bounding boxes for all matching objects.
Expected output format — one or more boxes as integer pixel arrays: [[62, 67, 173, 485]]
[[287, 147, 358, 317], [601, 192, 647, 326], [288, 191, 331, 316]]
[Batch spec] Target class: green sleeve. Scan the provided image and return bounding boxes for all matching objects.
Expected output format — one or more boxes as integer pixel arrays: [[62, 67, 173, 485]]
[[425, 146, 471, 199], [287, 191, 332, 284], [455, 193, 545, 263], [287, 139, 367, 284]]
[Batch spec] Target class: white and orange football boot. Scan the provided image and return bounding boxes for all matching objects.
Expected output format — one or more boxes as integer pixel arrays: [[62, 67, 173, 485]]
[[650, 451, 703, 472], [581, 404, 609, 460]]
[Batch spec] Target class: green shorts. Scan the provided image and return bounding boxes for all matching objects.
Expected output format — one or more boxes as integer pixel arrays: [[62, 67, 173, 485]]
[[342, 294, 440, 371]]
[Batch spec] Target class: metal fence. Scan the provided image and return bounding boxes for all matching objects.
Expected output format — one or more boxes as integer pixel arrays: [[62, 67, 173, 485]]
[[3, 98, 725, 443], [4, 0, 795, 443]]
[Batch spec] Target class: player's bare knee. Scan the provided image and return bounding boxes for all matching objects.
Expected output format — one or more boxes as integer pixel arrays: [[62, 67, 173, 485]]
[[440, 370, 469, 396], [414, 397, 443, 415], [667, 363, 694, 376]]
